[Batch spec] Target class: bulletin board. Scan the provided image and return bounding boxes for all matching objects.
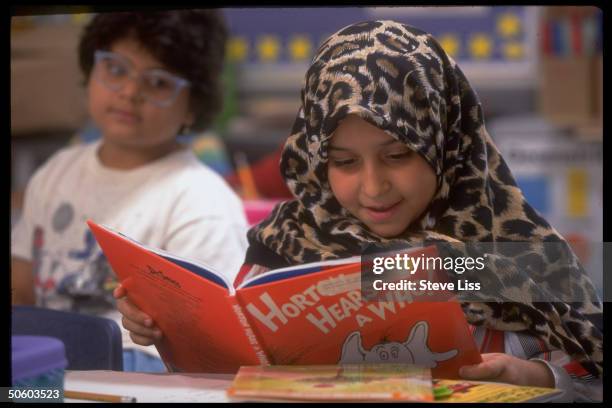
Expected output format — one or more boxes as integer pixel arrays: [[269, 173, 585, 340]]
[[223, 6, 538, 88]]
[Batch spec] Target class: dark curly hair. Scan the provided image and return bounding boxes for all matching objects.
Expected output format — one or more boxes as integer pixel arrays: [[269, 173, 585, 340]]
[[78, 9, 227, 132]]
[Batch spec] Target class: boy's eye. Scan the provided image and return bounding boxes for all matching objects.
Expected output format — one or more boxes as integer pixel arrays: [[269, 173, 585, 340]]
[[105, 60, 128, 77], [145, 73, 174, 90]]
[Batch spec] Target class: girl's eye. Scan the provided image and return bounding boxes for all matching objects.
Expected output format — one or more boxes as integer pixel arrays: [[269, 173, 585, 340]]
[[386, 151, 413, 161], [330, 158, 357, 167]]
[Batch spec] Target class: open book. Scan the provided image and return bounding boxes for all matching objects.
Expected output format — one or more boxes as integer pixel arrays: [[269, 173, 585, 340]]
[[88, 220, 481, 378]]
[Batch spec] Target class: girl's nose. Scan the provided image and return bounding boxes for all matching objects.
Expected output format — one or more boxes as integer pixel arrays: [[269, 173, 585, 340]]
[[361, 163, 391, 198]]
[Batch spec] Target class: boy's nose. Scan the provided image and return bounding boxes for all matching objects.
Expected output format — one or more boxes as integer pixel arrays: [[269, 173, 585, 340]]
[[118, 76, 145, 103]]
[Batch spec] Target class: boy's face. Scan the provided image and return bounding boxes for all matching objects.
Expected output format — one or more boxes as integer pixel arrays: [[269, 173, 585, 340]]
[[87, 37, 194, 150], [327, 115, 437, 238]]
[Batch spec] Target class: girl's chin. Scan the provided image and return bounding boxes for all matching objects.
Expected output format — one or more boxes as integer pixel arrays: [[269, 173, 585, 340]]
[[366, 224, 409, 239]]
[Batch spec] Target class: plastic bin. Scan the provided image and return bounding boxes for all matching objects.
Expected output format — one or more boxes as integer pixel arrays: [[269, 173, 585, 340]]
[[11, 335, 67, 402]]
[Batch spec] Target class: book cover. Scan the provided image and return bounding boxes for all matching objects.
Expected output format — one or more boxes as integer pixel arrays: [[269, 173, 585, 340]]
[[433, 378, 563, 403], [237, 266, 479, 378], [88, 220, 481, 377], [227, 364, 433, 402]]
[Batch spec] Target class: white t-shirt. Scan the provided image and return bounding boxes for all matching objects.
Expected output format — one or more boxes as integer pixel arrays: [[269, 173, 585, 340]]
[[11, 140, 248, 356]]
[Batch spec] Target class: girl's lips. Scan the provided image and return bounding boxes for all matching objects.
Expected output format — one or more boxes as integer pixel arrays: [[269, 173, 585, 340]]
[[363, 200, 403, 222]]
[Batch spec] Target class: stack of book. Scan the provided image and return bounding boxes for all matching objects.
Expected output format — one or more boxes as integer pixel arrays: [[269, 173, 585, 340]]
[[227, 364, 563, 403]]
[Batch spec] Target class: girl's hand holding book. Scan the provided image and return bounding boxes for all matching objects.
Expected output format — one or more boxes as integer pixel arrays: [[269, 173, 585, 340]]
[[459, 353, 555, 388], [114, 284, 163, 346]]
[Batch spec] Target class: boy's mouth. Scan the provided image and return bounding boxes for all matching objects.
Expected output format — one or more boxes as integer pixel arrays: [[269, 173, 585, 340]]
[[109, 108, 142, 124]]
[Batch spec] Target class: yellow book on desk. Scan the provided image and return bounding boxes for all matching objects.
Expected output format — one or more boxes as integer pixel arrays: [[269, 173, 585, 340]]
[[227, 364, 433, 402], [433, 378, 563, 403]]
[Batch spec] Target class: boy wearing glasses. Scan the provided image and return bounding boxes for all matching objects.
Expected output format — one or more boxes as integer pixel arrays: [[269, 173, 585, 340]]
[[11, 10, 248, 371]]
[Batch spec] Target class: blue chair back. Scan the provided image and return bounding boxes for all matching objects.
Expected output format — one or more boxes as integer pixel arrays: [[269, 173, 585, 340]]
[[12, 306, 123, 371]]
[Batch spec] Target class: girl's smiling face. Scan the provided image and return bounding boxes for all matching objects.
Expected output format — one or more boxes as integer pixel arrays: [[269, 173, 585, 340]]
[[327, 115, 438, 238]]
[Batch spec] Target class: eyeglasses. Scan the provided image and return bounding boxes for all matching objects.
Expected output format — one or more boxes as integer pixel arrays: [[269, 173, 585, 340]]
[[93, 50, 190, 108]]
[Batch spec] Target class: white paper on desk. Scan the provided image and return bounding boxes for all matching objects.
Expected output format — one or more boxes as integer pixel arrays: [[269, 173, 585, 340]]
[[65, 370, 233, 403]]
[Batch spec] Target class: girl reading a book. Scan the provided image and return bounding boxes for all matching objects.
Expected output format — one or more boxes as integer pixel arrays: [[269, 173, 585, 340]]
[[116, 20, 602, 401]]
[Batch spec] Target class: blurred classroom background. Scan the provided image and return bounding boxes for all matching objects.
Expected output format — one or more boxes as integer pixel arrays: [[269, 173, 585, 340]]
[[11, 6, 603, 294]]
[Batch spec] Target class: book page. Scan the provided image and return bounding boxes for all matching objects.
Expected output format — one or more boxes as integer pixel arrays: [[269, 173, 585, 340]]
[[88, 220, 260, 372], [238, 256, 361, 289]]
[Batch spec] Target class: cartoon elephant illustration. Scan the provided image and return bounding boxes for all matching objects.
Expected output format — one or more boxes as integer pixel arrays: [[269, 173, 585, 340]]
[[338, 321, 458, 368]]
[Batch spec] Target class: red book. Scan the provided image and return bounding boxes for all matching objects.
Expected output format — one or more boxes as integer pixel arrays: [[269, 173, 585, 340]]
[[88, 220, 482, 378]]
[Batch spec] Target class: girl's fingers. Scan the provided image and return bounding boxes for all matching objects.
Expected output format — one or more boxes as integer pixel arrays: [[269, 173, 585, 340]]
[[112, 284, 161, 346], [459, 359, 504, 380], [116, 297, 153, 327], [129, 331, 157, 347], [480, 352, 504, 361], [113, 285, 127, 299], [121, 315, 162, 339]]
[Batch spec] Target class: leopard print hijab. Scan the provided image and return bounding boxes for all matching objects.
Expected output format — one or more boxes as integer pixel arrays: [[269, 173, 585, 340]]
[[248, 20, 602, 377]]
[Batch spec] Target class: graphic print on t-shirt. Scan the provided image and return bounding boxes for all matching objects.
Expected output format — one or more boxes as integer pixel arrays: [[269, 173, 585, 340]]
[[33, 203, 117, 312]]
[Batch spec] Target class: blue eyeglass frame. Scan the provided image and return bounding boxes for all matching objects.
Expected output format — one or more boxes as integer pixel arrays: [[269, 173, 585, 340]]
[[93, 50, 191, 108]]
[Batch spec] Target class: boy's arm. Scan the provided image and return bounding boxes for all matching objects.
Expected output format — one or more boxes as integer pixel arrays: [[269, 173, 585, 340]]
[[11, 257, 35, 305], [11, 152, 51, 307]]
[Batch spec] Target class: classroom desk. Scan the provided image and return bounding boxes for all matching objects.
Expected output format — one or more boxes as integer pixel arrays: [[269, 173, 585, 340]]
[[64, 370, 571, 403], [64, 370, 234, 403]]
